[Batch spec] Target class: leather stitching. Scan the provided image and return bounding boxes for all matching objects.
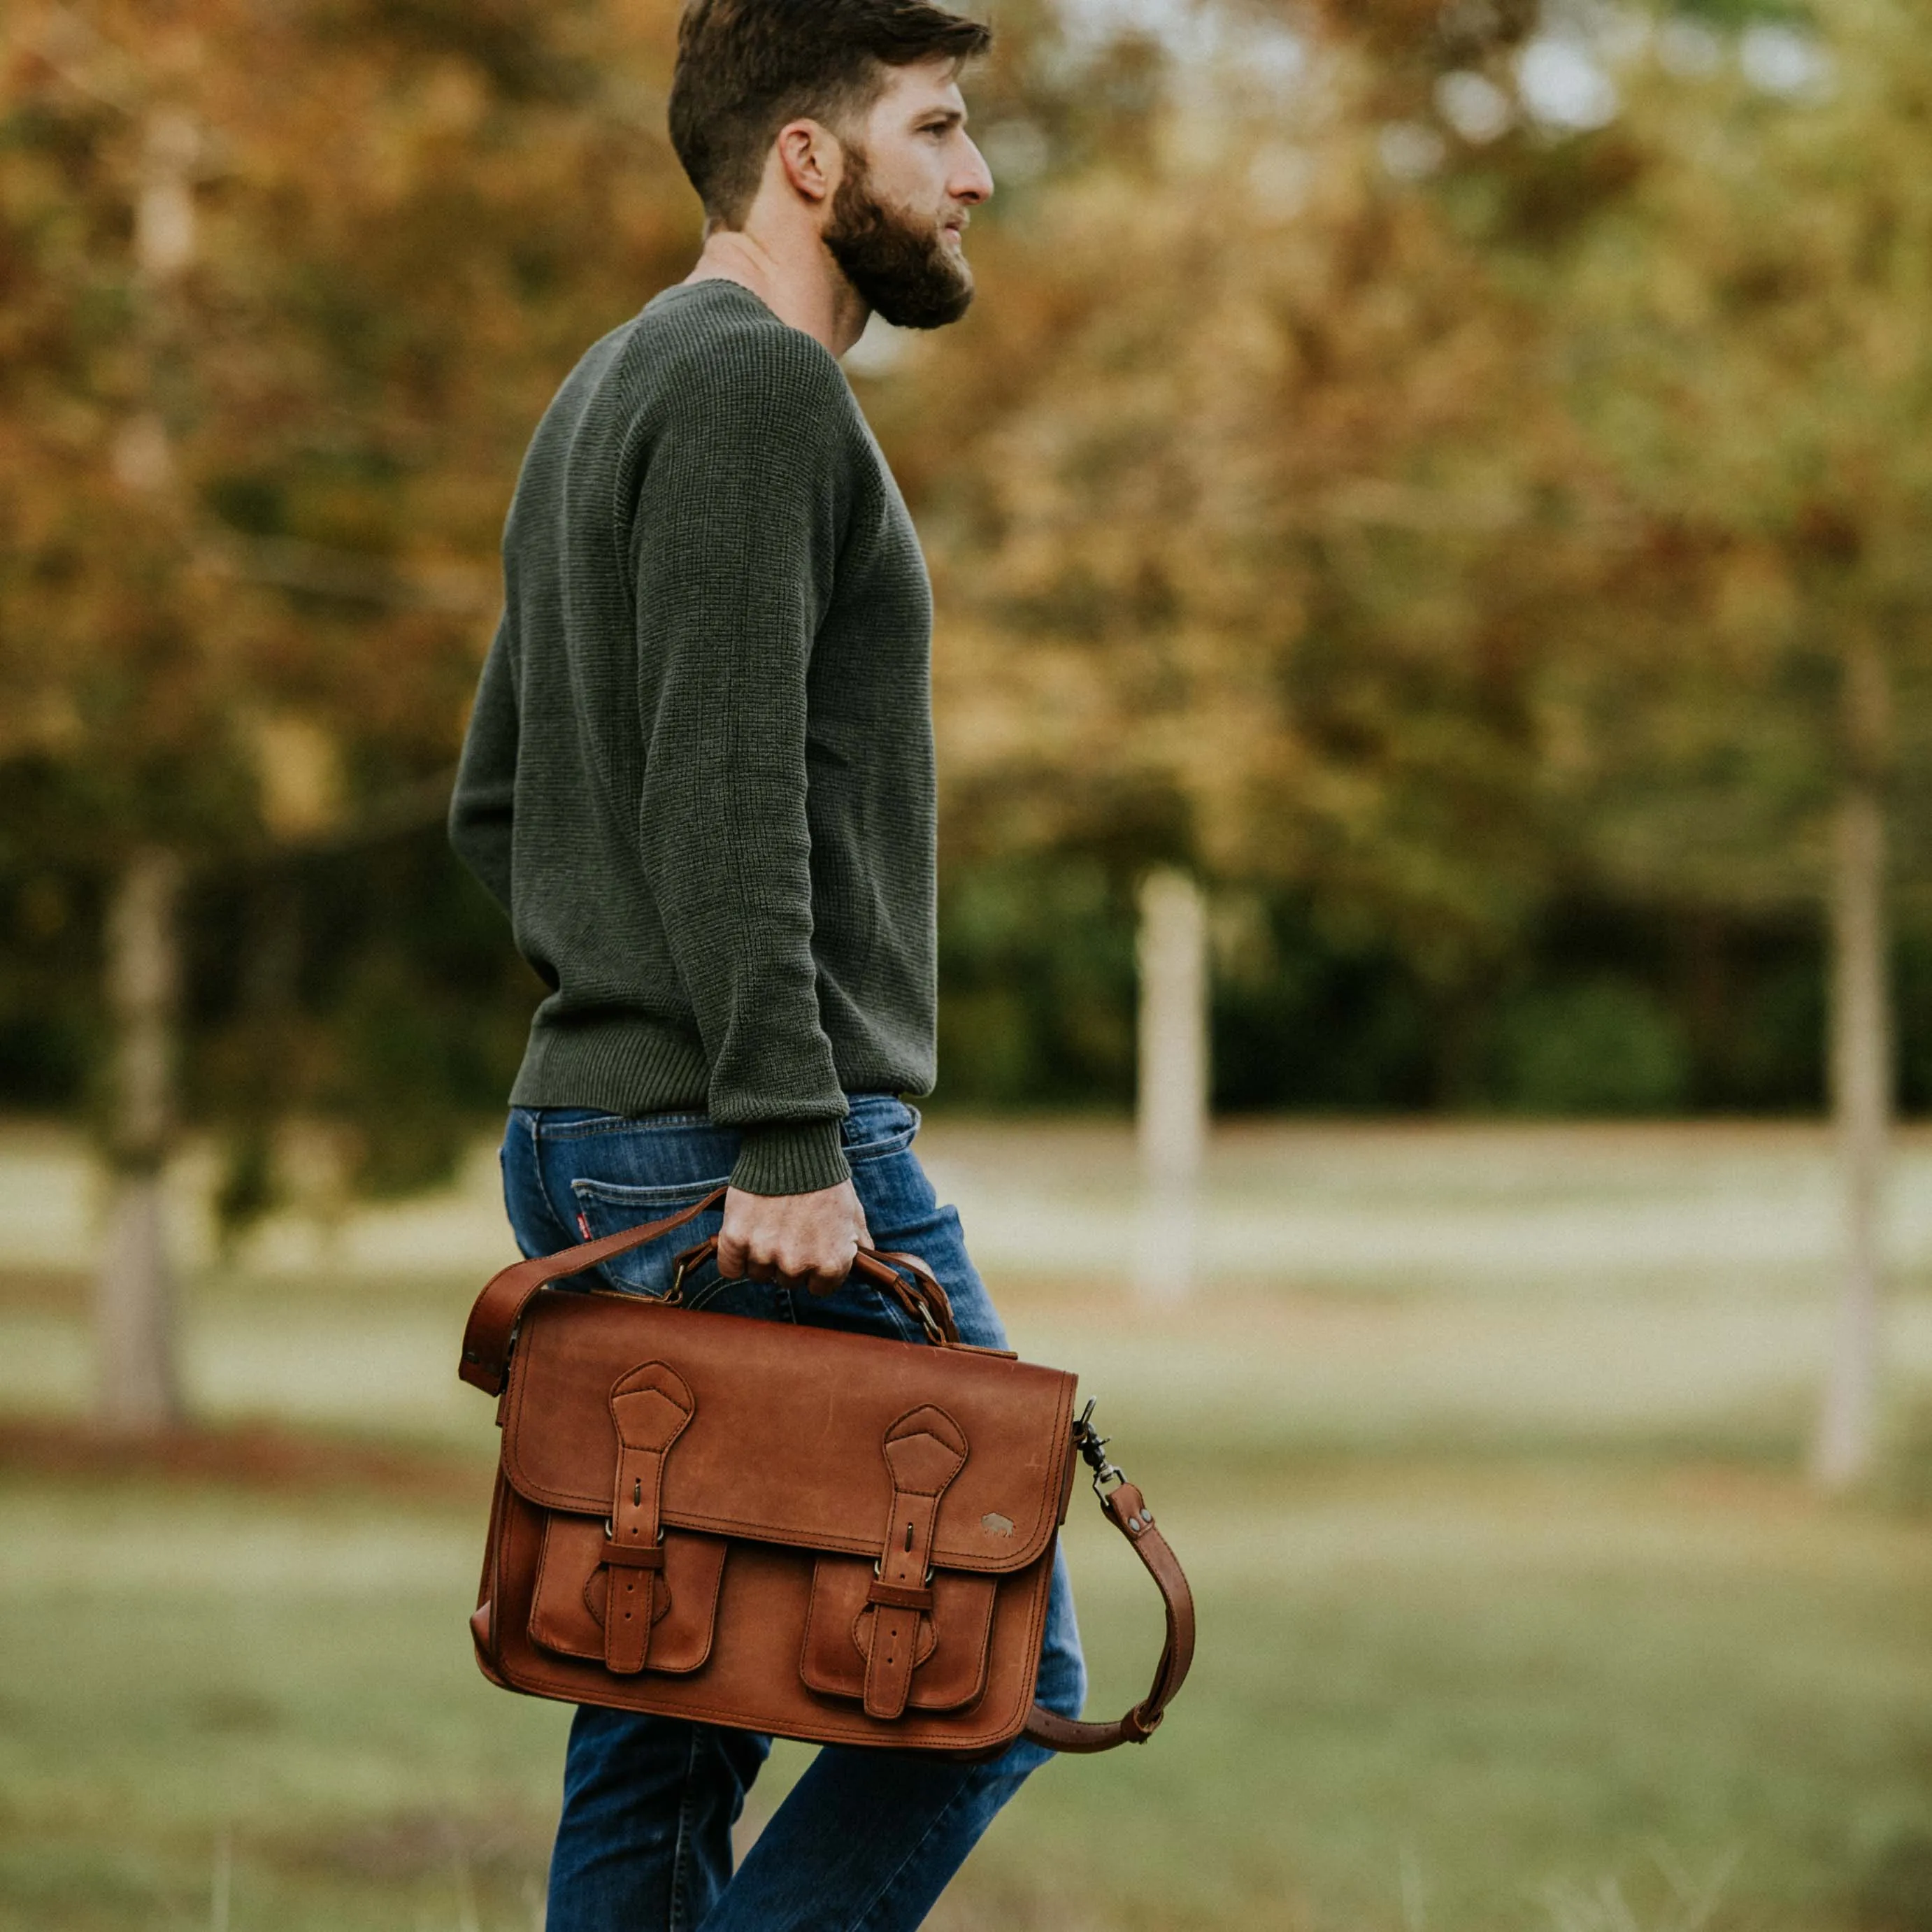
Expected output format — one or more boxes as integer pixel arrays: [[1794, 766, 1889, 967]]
[[848, 1603, 937, 1666], [502, 1564, 1048, 1754], [799, 1559, 1000, 1713], [866, 1406, 968, 1720], [528, 1524, 727, 1668], [506, 1577, 1048, 1746], [581, 1563, 673, 1626], [500, 1347, 1075, 1573], [527, 1503, 566, 1653]]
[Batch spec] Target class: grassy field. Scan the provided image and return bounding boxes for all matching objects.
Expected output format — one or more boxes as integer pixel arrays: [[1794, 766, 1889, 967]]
[[2, 1119, 1930, 1932]]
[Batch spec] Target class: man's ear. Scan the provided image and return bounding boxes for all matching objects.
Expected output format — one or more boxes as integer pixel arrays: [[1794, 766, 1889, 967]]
[[773, 117, 841, 206]]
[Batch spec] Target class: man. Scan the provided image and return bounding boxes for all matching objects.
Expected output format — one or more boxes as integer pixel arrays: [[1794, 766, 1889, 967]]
[[447, 3, 1085, 1926]]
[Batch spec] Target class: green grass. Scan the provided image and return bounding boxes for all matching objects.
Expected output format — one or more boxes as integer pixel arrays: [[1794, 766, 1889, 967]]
[[2, 1457, 1926, 1931], [3, 1120, 1931, 1931]]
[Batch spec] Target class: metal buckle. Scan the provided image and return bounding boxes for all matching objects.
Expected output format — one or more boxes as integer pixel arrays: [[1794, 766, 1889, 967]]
[[1073, 1398, 1126, 1499], [873, 1558, 936, 1585], [603, 1522, 666, 1545], [667, 1246, 708, 1307]]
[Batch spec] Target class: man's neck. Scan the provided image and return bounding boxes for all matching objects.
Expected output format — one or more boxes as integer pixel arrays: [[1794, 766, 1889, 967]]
[[685, 224, 870, 359]]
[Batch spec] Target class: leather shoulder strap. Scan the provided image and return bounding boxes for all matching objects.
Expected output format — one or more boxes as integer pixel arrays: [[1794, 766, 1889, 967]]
[[1022, 1479, 1194, 1753], [458, 1187, 727, 1396]]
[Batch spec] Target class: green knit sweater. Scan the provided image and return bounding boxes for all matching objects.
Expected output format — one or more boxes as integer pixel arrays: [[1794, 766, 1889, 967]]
[[448, 279, 936, 1196]]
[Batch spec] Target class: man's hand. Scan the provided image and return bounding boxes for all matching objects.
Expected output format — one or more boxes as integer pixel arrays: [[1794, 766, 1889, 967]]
[[717, 1180, 870, 1297]]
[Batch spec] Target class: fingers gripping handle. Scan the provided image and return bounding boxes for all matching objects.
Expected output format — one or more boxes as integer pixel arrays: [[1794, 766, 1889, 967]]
[[662, 1237, 961, 1347], [457, 1191, 961, 1394], [458, 1187, 728, 1395]]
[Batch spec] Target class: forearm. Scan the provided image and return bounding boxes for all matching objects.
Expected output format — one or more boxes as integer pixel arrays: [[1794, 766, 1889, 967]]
[[629, 343, 856, 1193], [637, 682, 851, 1193]]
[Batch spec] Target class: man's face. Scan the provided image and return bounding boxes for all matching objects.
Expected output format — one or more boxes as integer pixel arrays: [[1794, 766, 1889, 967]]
[[822, 59, 994, 330]]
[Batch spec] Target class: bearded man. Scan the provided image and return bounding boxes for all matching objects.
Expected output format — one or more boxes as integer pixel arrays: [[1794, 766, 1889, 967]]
[[448, 2, 1085, 1926]]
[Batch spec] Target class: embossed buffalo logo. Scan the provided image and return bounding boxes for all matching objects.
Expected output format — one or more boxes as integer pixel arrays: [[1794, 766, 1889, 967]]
[[981, 1512, 1015, 1538]]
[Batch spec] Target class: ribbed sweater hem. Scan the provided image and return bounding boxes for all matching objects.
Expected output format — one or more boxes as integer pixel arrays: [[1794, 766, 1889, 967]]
[[730, 1120, 851, 1196], [508, 1017, 713, 1115], [507, 1017, 853, 1195]]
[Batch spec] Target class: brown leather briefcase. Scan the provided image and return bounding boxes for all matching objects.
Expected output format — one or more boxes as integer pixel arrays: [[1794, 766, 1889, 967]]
[[458, 1187, 1192, 1755]]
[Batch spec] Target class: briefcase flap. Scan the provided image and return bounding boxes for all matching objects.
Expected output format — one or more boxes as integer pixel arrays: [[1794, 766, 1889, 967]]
[[498, 1289, 1079, 1575]]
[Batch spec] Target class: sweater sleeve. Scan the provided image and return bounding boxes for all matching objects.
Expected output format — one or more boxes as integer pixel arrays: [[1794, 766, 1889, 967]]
[[448, 610, 520, 922], [628, 324, 854, 1196]]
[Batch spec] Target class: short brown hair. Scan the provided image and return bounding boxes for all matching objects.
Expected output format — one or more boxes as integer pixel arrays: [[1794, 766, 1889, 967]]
[[670, 0, 992, 228]]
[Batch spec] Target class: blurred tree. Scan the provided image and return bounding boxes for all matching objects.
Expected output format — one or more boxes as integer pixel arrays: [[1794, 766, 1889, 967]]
[[0, 0, 693, 1422], [1529, 0, 1932, 1486], [871, 1, 1586, 1101], [7, 0, 1928, 1483], [884, 0, 1932, 1482]]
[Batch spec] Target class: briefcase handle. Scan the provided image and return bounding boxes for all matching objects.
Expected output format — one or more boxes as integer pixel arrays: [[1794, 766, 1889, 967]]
[[459, 1187, 961, 1395], [665, 1235, 959, 1345]]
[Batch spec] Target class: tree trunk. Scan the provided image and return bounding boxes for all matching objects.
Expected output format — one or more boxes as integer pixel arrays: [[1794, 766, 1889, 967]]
[[1812, 643, 1891, 1490], [96, 846, 184, 1430], [93, 113, 200, 1431], [1134, 868, 1209, 1301]]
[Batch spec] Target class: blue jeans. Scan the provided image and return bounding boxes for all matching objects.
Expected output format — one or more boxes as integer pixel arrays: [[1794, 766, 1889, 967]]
[[499, 1095, 1087, 1932]]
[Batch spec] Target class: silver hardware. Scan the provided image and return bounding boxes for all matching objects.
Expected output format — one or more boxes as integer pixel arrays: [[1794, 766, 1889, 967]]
[[1073, 1398, 1126, 1499], [603, 1521, 666, 1545]]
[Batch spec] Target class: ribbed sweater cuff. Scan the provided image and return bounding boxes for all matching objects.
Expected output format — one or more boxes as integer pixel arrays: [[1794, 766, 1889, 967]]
[[730, 1120, 852, 1196]]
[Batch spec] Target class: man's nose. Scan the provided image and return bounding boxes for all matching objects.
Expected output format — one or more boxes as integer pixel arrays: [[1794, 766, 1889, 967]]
[[952, 136, 994, 205]]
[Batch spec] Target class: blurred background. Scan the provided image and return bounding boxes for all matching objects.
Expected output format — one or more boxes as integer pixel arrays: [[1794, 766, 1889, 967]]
[[3, 0, 1931, 1926]]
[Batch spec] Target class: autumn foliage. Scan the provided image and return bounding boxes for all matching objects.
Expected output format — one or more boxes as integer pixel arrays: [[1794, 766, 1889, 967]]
[[4, 0, 1932, 1207]]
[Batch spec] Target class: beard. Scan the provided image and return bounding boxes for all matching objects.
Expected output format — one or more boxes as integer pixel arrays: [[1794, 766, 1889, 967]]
[[823, 147, 974, 331]]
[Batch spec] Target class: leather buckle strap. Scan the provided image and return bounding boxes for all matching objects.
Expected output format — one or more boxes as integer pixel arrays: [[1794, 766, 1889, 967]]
[[865, 1577, 935, 1614], [602, 1363, 694, 1675], [864, 1405, 968, 1720], [459, 1187, 728, 1396], [601, 1538, 666, 1570]]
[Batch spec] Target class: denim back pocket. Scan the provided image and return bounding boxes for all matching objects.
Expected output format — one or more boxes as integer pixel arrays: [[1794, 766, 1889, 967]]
[[840, 1102, 920, 1166], [568, 1175, 729, 1301]]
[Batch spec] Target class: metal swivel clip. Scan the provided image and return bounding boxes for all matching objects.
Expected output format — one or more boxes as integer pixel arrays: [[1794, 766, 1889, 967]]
[[1073, 1398, 1126, 1499]]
